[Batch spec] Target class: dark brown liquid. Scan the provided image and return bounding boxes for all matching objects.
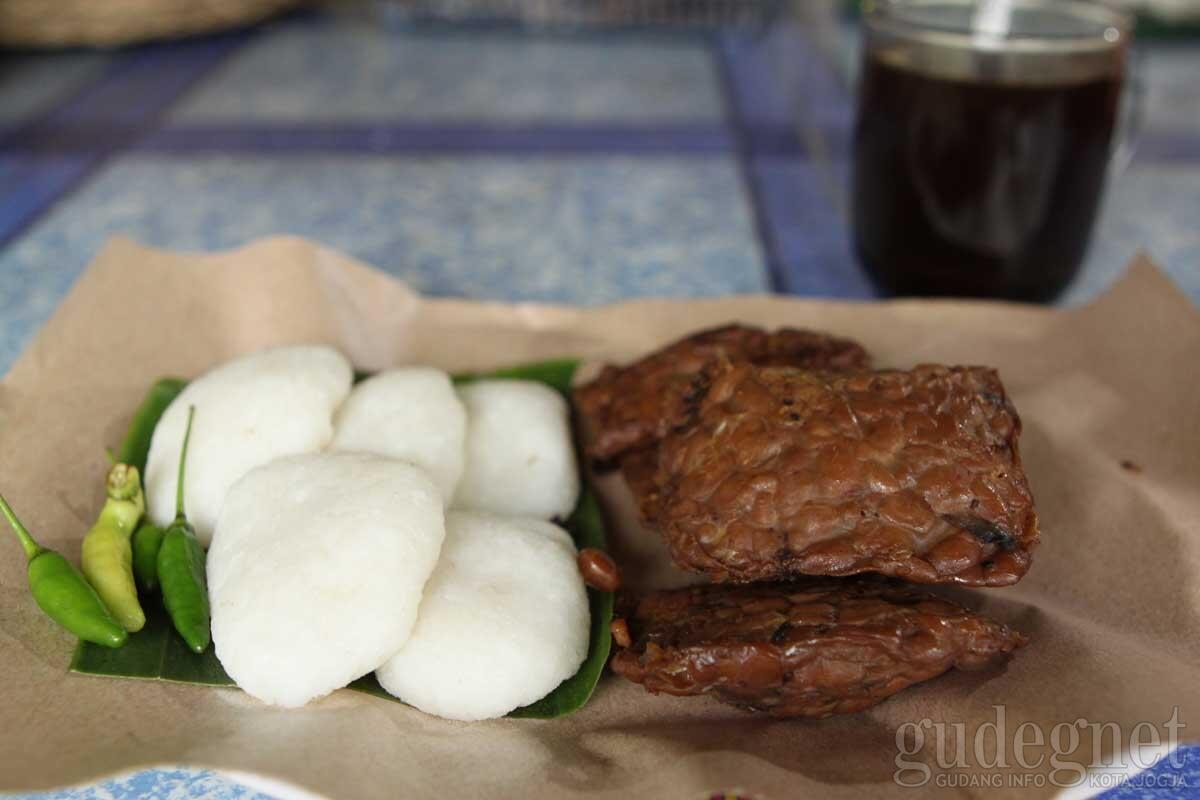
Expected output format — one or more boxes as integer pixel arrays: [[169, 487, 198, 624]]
[[852, 55, 1121, 301]]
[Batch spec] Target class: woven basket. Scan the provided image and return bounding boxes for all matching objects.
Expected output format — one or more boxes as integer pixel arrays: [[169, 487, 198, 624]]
[[0, 0, 301, 48]]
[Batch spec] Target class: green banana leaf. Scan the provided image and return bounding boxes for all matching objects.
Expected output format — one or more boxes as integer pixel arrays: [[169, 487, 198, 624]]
[[71, 359, 612, 719]]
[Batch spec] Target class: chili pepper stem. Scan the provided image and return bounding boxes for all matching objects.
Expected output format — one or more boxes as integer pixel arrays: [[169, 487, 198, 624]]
[[106, 463, 141, 502], [0, 493, 43, 561], [175, 406, 195, 522], [96, 464, 145, 533]]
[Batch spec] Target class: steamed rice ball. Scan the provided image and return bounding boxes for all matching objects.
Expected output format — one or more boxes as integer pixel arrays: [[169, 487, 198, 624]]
[[453, 380, 579, 519], [145, 344, 352, 545], [331, 367, 466, 502], [209, 452, 446, 708], [376, 511, 589, 721]]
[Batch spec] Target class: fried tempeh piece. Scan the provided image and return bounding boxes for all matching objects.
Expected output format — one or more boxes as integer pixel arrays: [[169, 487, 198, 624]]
[[645, 364, 1039, 586], [573, 324, 869, 467], [618, 447, 661, 522], [610, 579, 1025, 718]]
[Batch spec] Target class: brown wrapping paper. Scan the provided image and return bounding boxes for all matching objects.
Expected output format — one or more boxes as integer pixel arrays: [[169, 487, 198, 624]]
[[1, 237, 1197, 798]]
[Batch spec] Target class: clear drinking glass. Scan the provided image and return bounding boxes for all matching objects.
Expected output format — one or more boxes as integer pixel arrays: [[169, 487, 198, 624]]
[[851, 0, 1132, 301]]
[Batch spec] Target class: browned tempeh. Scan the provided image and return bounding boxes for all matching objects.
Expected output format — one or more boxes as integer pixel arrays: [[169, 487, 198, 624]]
[[643, 363, 1038, 586], [610, 579, 1025, 718], [573, 324, 869, 467]]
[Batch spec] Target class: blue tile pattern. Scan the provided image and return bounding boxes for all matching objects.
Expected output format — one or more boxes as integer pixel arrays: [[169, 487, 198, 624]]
[[136, 122, 735, 155], [2, 768, 277, 800], [0, 153, 764, 373], [750, 156, 878, 298], [1065, 162, 1200, 303], [171, 21, 723, 123], [1140, 44, 1200, 141], [720, 24, 851, 133], [0, 155, 93, 246], [1098, 745, 1200, 798], [0, 52, 111, 125], [6, 34, 249, 137], [0, 33, 251, 254]]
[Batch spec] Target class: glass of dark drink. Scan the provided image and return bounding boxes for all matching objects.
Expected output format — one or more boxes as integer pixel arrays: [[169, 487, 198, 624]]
[[851, 0, 1132, 301]]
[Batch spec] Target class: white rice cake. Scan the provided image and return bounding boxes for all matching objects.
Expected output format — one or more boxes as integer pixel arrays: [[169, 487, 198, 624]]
[[330, 367, 466, 503], [376, 511, 589, 721], [453, 380, 579, 519], [209, 452, 446, 708], [144, 344, 353, 545]]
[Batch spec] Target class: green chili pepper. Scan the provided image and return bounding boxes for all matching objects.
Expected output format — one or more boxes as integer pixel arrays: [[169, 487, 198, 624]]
[[157, 406, 210, 653], [0, 493, 127, 648], [131, 522, 165, 593], [117, 377, 187, 473], [81, 463, 146, 632]]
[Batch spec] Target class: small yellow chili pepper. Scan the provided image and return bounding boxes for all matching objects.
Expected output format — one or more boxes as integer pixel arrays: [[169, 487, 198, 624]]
[[81, 463, 146, 632]]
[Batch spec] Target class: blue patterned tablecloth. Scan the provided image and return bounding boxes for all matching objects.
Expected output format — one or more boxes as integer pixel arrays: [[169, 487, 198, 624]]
[[8, 770, 276, 800], [1, 7, 1197, 799]]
